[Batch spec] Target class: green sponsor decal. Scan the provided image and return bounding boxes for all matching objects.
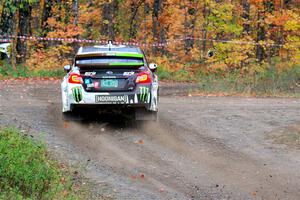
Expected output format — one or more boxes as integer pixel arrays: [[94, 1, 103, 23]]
[[115, 53, 144, 58], [109, 62, 144, 66], [139, 87, 149, 102], [72, 87, 83, 103]]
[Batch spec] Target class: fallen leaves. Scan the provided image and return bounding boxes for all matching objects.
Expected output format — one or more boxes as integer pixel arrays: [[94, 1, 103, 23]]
[[134, 139, 144, 144], [63, 122, 69, 128], [130, 173, 145, 181], [139, 173, 145, 179]]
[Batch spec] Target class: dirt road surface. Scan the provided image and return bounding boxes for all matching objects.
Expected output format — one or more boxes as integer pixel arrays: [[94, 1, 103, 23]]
[[0, 80, 299, 200]]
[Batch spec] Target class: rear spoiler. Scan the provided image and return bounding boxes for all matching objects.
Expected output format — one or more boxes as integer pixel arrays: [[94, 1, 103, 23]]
[[77, 62, 144, 68], [75, 52, 144, 59], [75, 52, 145, 68]]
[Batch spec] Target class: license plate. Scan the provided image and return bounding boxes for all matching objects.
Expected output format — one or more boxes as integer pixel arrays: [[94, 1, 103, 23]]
[[95, 95, 127, 103], [101, 79, 118, 88]]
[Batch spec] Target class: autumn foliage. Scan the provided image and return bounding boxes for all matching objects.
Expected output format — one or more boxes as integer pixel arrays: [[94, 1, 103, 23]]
[[0, 0, 299, 78]]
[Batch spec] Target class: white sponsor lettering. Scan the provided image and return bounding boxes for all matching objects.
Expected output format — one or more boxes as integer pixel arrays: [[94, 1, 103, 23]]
[[102, 76, 116, 79], [87, 83, 94, 88], [96, 95, 127, 103], [85, 72, 96, 76], [123, 72, 135, 76]]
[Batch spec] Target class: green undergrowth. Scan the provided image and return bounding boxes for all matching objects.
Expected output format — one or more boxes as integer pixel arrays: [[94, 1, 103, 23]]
[[157, 66, 191, 81], [1, 59, 300, 96], [197, 64, 300, 96], [158, 63, 300, 96], [0, 127, 90, 200], [0, 61, 64, 78]]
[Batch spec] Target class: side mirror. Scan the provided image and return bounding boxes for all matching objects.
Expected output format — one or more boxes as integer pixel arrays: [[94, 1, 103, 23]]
[[64, 65, 71, 72], [149, 63, 158, 72]]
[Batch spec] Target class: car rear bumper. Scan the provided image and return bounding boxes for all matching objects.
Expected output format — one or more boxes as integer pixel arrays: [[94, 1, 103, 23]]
[[67, 84, 151, 106]]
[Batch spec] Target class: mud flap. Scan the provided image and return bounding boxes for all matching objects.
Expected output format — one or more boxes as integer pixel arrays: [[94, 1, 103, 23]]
[[135, 108, 158, 121]]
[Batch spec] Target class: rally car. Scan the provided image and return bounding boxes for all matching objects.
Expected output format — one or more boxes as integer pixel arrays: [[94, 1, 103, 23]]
[[61, 42, 158, 120]]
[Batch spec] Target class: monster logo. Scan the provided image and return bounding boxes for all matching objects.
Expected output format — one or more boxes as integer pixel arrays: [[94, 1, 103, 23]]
[[139, 87, 149, 102], [72, 87, 83, 103]]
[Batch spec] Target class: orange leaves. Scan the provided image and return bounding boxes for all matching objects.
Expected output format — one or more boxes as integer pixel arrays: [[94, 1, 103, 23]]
[[140, 173, 145, 179], [46, 17, 57, 28], [274, 0, 282, 10], [265, 11, 289, 27], [26, 44, 72, 71], [78, 3, 101, 26], [63, 122, 69, 129], [15, 0, 300, 75], [26, 1, 85, 72], [46, 1, 84, 39], [134, 139, 144, 144], [47, 20, 84, 38], [130, 173, 145, 181], [249, 0, 265, 8]]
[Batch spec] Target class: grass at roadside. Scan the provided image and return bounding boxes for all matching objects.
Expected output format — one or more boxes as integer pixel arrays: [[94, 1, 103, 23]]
[[0, 127, 93, 200], [0, 61, 64, 78], [1, 60, 300, 96], [158, 64, 300, 96]]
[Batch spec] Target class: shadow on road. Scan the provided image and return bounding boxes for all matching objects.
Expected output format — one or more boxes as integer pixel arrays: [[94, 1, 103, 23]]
[[61, 109, 153, 131]]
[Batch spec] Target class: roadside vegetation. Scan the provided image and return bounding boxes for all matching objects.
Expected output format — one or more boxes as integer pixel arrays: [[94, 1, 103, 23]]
[[0, 61, 64, 78], [0, 1, 299, 96], [0, 127, 95, 200], [1, 59, 300, 96], [157, 62, 300, 96]]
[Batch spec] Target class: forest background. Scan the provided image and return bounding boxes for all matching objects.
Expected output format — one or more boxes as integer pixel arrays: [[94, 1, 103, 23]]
[[0, 0, 300, 95]]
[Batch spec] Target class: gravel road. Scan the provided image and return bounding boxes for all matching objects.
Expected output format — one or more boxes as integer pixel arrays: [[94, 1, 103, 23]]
[[0, 80, 299, 200]]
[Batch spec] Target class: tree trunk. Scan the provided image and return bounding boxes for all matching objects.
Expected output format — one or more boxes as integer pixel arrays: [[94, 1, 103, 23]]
[[73, 0, 78, 25], [101, 3, 110, 39], [41, 0, 51, 33], [143, 2, 150, 54], [256, 10, 265, 63], [0, 2, 14, 35], [17, 3, 32, 64], [129, 0, 144, 39], [152, 0, 162, 55], [0, 1, 5, 24], [11, 9, 20, 69], [256, 1, 275, 63], [101, 0, 118, 41], [242, 0, 250, 34], [185, 5, 198, 54], [201, 2, 209, 60]]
